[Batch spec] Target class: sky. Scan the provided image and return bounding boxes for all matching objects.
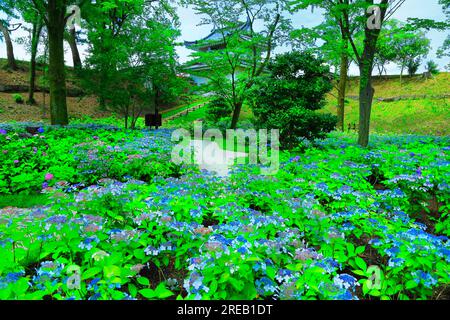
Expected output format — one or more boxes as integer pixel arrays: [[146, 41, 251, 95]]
[[1, 0, 449, 76]]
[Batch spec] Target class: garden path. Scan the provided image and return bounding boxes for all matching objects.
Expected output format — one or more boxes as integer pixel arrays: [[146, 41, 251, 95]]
[[189, 139, 247, 176]]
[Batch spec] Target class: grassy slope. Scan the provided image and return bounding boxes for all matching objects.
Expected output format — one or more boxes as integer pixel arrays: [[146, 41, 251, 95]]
[[344, 73, 450, 97], [169, 74, 449, 136], [1, 57, 448, 135], [324, 98, 449, 135], [323, 73, 450, 135], [166, 107, 207, 127], [161, 97, 208, 119]]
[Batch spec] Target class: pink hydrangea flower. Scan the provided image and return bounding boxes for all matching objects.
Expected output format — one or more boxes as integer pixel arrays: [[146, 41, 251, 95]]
[[45, 173, 54, 181]]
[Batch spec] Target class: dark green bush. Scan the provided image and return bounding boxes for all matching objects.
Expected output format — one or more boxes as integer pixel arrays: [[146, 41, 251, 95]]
[[407, 58, 421, 76], [248, 51, 337, 149], [205, 97, 233, 123], [426, 60, 439, 75], [12, 94, 24, 104]]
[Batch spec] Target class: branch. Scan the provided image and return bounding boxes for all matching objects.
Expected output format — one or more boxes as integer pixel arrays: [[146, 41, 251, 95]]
[[254, 12, 281, 78], [31, 0, 49, 25]]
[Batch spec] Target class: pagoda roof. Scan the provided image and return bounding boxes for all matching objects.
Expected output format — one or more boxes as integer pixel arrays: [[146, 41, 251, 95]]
[[184, 18, 251, 50]]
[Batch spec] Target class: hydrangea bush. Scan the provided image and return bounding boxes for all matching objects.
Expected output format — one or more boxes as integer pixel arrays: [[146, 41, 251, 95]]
[[0, 127, 449, 300]]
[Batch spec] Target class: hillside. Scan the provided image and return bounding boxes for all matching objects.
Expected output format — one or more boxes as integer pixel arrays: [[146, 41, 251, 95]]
[[1, 58, 449, 135], [323, 73, 450, 135], [0, 59, 194, 122], [167, 73, 449, 135], [344, 73, 450, 98], [0, 58, 81, 93]]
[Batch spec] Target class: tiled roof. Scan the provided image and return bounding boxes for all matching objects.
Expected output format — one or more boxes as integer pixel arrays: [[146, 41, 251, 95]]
[[184, 17, 251, 49]]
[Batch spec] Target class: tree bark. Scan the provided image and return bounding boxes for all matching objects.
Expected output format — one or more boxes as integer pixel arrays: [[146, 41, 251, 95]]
[[0, 21, 18, 70], [400, 64, 404, 85], [67, 28, 82, 69], [28, 20, 43, 104], [124, 107, 129, 129], [358, 34, 378, 147], [230, 100, 243, 129], [337, 40, 349, 132], [47, 0, 69, 125], [355, 0, 391, 148], [358, 67, 375, 147]]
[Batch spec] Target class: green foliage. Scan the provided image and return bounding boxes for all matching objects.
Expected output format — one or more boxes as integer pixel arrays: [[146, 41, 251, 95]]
[[82, 0, 186, 129], [12, 94, 24, 104], [407, 58, 422, 77], [183, 0, 290, 128], [289, 3, 361, 71], [374, 20, 403, 76], [426, 60, 440, 75], [0, 194, 49, 208], [437, 0, 450, 60], [205, 97, 232, 123], [249, 52, 337, 149], [0, 126, 182, 195], [0, 129, 448, 300], [391, 25, 430, 77]]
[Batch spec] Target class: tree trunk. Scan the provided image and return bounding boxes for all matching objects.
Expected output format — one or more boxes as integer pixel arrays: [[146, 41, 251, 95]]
[[99, 96, 106, 109], [358, 39, 378, 148], [356, 0, 390, 148], [230, 101, 243, 129], [67, 28, 82, 69], [358, 68, 375, 148], [400, 64, 404, 85], [377, 64, 383, 77], [28, 20, 43, 104], [0, 21, 18, 70], [337, 41, 349, 132], [124, 108, 129, 129], [47, 0, 69, 125]]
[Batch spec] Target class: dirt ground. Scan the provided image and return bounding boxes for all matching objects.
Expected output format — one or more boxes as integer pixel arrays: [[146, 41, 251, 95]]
[[0, 92, 111, 122]]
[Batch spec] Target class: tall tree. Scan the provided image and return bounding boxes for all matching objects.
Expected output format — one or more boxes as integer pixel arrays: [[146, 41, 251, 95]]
[[28, 16, 44, 104], [290, 3, 362, 132], [83, 0, 184, 128], [292, 0, 406, 147], [65, 28, 82, 69], [373, 20, 399, 77], [0, 0, 19, 70], [391, 25, 430, 83], [437, 0, 450, 65], [184, 0, 290, 129], [29, 0, 87, 125], [15, 1, 45, 104]]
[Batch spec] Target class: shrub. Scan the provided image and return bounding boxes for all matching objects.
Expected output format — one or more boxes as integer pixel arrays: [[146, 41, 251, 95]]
[[248, 51, 337, 149], [407, 58, 421, 77], [426, 60, 439, 75], [12, 94, 24, 104], [205, 97, 233, 123]]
